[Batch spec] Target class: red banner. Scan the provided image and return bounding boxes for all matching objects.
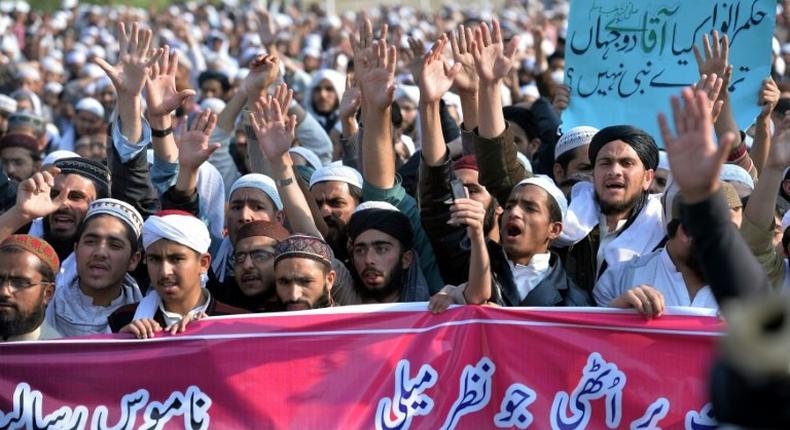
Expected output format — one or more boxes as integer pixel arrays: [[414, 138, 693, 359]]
[[0, 304, 724, 429]]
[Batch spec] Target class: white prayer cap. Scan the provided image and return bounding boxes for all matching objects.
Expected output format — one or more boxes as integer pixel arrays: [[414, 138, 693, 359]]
[[658, 150, 669, 170], [782, 210, 790, 233], [304, 34, 322, 49], [199, 97, 226, 114], [95, 76, 114, 91], [355, 200, 399, 213], [17, 66, 40, 81], [521, 84, 540, 100], [75, 97, 105, 118], [396, 84, 420, 105], [230, 173, 282, 210], [86, 198, 144, 240], [80, 63, 105, 79], [46, 123, 60, 141], [301, 45, 321, 59], [555, 126, 598, 160], [516, 174, 568, 222], [235, 68, 249, 83], [142, 211, 210, 253], [0, 94, 17, 114], [309, 164, 363, 189], [720, 164, 755, 191], [42, 150, 78, 166], [289, 147, 322, 171], [65, 50, 86, 65], [13, 1, 29, 13], [774, 36, 781, 57], [41, 57, 64, 75], [89, 45, 106, 60], [60, 0, 77, 9], [309, 69, 345, 100], [516, 151, 533, 173]]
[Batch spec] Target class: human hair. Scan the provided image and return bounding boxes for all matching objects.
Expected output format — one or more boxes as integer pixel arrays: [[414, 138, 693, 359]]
[[0, 246, 55, 283], [76, 214, 140, 254], [666, 219, 682, 239], [348, 184, 362, 204], [546, 192, 563, 224]]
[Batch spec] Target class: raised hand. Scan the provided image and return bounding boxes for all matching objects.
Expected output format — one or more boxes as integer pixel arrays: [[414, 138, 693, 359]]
[[145, 45, 196, 117], [470, 19, 520, 85], [403, 37, 426, 86], [449, 197, 486, 238], [94, 22, 162, 96], [15, 170, 71, 221], [553, 84, 571, 112], [354, 21, 397, 112], [658, 88, 736, 203], [271, 82, 293, 114], [338, 73, 361, 120], [692, 31, 729, 84], [691, 73, 725, 122], [419, 35, 461, 104], [448, 25, 478, 94], [177, 110, 219, 171], [759, 77, 780, 117], [243, 54, 280, 98], [249, 89, 297, 164], [256, 9, 277, 47]]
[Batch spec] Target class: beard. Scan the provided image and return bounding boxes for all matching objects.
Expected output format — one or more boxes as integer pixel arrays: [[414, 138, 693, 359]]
[[323, 214, 349, 260], [354, 259, 406, 303], [596, 191, 642, 216], [43, 215, 79, 261], [281, 284, 332, 310], [0, 296, 46, 339]]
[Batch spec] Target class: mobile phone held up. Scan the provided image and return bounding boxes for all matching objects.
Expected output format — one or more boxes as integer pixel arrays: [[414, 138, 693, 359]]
[[451, 179, 468, 201]]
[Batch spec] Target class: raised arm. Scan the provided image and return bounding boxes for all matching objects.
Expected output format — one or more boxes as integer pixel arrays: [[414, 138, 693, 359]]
[[354, 18, 398, 188], [449, 25, 479, 135], [249, 85, 321, 238], [451, 197, 491, 305], [751, 77, 780, 174], [419, 36, 460, 166], [0, 171, 70, 241], [94, 22, 162, 144], [659, 88, 770, 304], [174, 110, 220, 196]]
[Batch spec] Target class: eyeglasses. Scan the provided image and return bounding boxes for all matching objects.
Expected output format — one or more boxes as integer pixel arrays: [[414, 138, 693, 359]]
[[233, 249, 274, 266], [0, 276, 52, 292]]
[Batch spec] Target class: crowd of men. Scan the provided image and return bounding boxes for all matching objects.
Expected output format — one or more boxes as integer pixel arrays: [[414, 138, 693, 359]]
[[0, 0, 785, 343]]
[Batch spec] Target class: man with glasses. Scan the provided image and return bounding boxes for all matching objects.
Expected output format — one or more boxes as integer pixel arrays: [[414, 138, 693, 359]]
[[228, 220, 290, 312], [0, 235, 61, 341]]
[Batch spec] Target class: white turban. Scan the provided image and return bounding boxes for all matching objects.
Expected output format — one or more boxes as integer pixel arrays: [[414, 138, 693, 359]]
[[142, 212, 211, 254], [229, 174, 282, 210]]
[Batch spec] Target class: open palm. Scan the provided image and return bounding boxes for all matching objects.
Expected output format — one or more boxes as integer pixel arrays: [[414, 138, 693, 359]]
[[146, 46, 195, 116], [177, 110, 219, 171], [94, 22, 161, 96], [419, 36, 460, 104], [471, 20, 519, 84]]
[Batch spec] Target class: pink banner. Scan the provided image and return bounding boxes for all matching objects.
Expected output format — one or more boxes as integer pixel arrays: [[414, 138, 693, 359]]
[[0, 305, 724, 429]]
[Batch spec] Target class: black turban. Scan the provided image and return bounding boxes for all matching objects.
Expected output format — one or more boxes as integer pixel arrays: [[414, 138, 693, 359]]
[[347, 208, 414, 250], [588, 125, 659, 171]]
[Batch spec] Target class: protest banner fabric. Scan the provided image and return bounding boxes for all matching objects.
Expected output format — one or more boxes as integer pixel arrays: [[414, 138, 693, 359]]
[[0, 304, 723, 429], [561, 0, 775, 143]]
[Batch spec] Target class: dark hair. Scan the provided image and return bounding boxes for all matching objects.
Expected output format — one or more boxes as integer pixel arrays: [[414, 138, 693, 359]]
[[76, 214, 140, 254], [0, 246, 55, 283], [348, 184, 362, 205], [545, 191, 563, 224], [666, 219, 682, 239], [502, 106, 538, 141], [198, 70, 231, 92], [555, 146, 583, 170]]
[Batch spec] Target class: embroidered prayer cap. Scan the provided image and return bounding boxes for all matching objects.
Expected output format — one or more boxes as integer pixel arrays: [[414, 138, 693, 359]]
[[348, 202, 413, 250], [0, 94, 17, 115], [670, 182, 741, 220], [234, 220, 290, 246], [53, 157, 111, 199], [85, 198, 144, 240], [142, 210, 211, 254], [230, 174, 282, 210], [589, 125, 659, 171], [309, 164, 363, 190], [75, 97, 105, 119], [289, 147, 322, 171], [0, 133, 41, 156], [452, 155, 478, 172], [274, 234, 334, 268], [555, 126, 598, 160], [0, 235, 59, 274], [516, 174, 568, 222]]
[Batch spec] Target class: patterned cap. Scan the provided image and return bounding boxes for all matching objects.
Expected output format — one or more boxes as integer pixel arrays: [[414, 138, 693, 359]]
[[555, 126, 599, 160], [85, 198, 144, 240], [234, 220, 290, 245], [0, 133, 40, 156], [0, 235, 59, 274], [274, 234, 334, 268], [53, 157, 111, 198]]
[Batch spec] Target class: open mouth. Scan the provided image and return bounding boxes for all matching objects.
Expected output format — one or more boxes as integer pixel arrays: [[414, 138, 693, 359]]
[[241, 273, 261, 283], [604, 181, 625, 191], [504, 222, 523, 240]]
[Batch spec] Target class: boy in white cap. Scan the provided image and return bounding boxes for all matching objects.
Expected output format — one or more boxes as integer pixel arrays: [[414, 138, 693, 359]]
[[553, 125, 597, 188], [430, 175, 592, 312], [108, 210, 246, 338]]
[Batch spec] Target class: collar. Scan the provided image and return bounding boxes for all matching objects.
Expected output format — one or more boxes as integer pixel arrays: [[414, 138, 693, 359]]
[[598, 212, 628, 236], [1, 325, 41, 342], [508, 252, 551, 272], [159, 289, 211, 326]]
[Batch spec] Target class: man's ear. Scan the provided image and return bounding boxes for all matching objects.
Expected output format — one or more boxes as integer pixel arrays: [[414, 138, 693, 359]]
[[326, 270, 336, 290], [127, 251, 142, 272], [400, 249, 414, 269], [42, 282, 55, 307], [275, 210, 285, 225], [199, 253, 212, 273], [547, 221, 563, 241], [528, 138, 541, 157], [642, 169, 656, 191], [553, 162, 566, 184]]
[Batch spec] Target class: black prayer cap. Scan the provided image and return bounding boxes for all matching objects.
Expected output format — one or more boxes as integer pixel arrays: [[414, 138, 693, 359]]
[[53, 157, 111, 198]]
